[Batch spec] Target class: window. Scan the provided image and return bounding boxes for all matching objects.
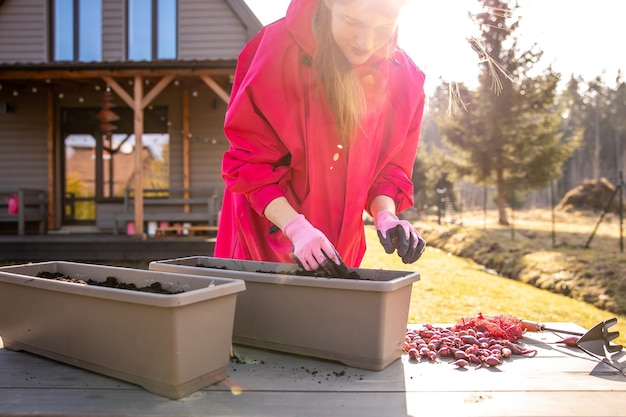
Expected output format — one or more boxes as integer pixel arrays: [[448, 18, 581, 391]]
[[128, 0, 177, 61], [53, 0, 102, 62]]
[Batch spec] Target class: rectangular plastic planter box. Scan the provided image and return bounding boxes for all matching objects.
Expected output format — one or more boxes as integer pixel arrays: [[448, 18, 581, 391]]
[[149, 256, 420, 371], [0, 261, 246, 399]]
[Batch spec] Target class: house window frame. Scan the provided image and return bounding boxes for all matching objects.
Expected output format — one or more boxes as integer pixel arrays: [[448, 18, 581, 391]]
[[127, 0, 178, 61], [51, 0, 102, 62]]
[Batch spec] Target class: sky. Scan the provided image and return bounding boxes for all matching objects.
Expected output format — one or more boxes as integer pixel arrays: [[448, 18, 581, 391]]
[[242, 0, 626, 94]]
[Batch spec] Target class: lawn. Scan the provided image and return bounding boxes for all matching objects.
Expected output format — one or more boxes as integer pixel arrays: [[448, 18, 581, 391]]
[[360, 223, 626, 346]]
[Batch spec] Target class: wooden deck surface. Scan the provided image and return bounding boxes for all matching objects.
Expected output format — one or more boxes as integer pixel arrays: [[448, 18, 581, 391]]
[[1, 324, 625, 417]]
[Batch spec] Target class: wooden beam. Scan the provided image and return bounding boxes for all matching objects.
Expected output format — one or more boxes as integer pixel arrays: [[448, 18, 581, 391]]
[[0, 68, 234, 80], [46, 90, 56, 230], [183, 89, 191, 213], [133, 75, 145, 237], [200, 75, 230, 104], [102, 76, 134, 108], [141, 75, 174, 110]]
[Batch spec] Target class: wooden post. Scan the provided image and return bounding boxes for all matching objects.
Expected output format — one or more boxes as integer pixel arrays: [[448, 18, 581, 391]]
[[46, 90, 55, 230], [183, 89, 190, 213], [133, 76, 145, 237]]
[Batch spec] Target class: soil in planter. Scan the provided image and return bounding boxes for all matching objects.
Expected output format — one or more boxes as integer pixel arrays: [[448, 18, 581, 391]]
[[194, 263, 364, 280], [35, 271, 184, 294]]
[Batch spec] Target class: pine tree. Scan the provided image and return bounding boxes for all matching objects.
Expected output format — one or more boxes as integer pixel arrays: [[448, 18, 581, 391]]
[[431, 0, 579, 225]]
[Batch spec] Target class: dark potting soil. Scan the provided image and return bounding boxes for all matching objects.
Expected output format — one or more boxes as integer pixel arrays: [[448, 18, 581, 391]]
[[35, 271, 184, 294], [194, 264, 364, 280]]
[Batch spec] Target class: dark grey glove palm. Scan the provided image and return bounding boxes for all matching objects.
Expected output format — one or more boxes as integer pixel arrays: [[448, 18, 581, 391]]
[[377, 225, 425, 263], [374, 211, 426, 264]]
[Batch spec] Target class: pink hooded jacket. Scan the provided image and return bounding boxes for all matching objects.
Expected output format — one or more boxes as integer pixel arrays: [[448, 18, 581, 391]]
[[214, 0, 426, 267]]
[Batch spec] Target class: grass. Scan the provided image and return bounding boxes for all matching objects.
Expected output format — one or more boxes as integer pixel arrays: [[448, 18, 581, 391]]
[[360, 224, 626, 346]]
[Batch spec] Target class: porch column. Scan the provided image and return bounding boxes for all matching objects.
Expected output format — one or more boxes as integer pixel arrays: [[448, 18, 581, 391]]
[[183, 89, 191, 212], [133, 76, 144, 236]]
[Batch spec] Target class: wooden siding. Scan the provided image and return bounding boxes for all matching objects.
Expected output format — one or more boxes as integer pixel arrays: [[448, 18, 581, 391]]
[[149, 89, 185, 189], [0, 0, 258, 65], [188, 91, 228, 190], [178, 0, 251, 60], [0, 0, 47, 63], [0, 92, 49, 190], [150, 88, 227, 191], [102, 0, 125, 62]]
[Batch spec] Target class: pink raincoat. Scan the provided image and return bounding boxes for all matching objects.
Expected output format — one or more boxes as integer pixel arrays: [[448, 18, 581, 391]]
[[214, 0, 425, 267]]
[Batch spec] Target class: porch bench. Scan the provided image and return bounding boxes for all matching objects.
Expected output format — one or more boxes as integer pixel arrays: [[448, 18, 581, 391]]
[[0, 189, 47, 235], [113, 188, 222, 235]]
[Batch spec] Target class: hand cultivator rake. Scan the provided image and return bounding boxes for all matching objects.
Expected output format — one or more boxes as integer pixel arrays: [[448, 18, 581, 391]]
[[522, 318, 624, 371]]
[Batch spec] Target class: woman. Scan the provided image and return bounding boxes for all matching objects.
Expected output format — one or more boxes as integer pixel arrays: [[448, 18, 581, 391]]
[[215, 0, 426, 271]]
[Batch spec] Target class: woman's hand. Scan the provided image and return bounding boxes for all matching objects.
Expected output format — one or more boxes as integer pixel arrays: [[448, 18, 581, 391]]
[[282, 214, 343, 271], [374, 210, 426, 264]]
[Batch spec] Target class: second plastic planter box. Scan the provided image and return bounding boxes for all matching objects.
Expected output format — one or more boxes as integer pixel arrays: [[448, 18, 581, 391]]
[[0, 261, 246, 399], [149, 256, 420, 370]]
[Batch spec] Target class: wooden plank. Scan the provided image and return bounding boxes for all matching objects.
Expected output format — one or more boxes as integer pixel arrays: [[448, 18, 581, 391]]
[[46, 90, 55, 230], [103, 76, 134, 109], [0, 68, 234, 80], [115, 213, 210, 222], [0, 389, 412, 417], [139, 198, 210, 206], [133, 75, 144, 236], [404, 391, 626, 417], [183, 89, 190, 211], [141, 75, 174, 110], [200, 75, 231, 104], [155, 225, 217, 237], [0, 388, 624, 417]]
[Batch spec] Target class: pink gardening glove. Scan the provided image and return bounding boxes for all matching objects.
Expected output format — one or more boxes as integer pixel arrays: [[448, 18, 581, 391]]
[[374, 210, 426, 264], [282, 214, 342, 271]]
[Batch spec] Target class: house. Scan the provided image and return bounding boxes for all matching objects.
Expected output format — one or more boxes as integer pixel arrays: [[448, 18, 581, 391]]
[[0, 0, 263, 236]]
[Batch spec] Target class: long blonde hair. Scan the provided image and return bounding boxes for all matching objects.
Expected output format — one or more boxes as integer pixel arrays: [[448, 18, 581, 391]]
[[313, 0, 398, 145]]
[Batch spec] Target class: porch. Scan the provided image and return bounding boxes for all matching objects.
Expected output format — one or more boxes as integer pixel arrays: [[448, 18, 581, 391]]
[[0, 231, 216, 266]]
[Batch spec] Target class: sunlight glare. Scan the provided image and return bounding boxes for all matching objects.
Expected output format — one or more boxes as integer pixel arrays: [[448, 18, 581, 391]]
[[397, 1, 482, 93]]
